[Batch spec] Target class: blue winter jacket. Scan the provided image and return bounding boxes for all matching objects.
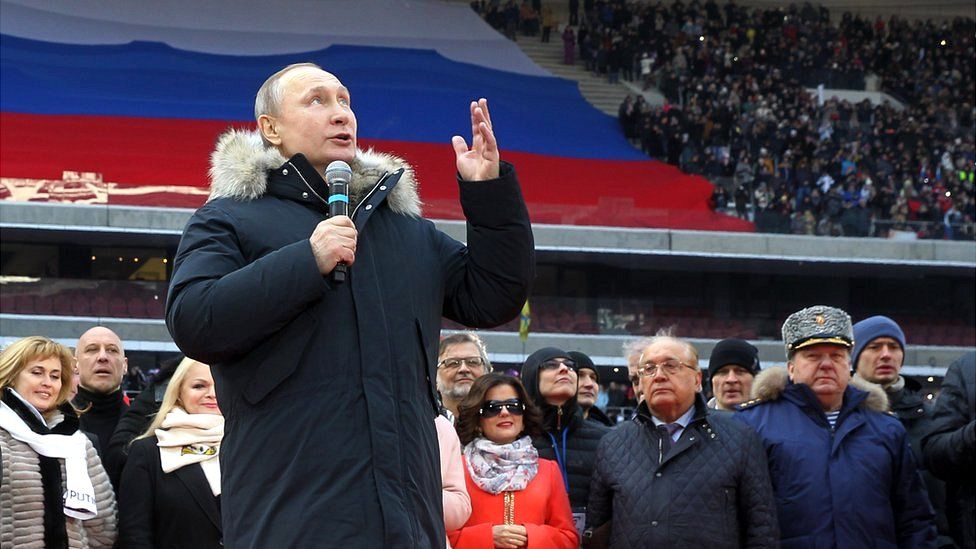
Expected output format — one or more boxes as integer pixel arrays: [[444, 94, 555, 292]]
[[735, 368, 937, 549]]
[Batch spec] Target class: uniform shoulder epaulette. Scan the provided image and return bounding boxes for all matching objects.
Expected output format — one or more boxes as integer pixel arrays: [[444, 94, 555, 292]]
[[735, 397, 765, 411]]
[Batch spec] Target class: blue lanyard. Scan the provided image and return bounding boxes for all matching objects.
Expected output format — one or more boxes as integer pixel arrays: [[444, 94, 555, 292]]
[[546, 428, 570, 493]]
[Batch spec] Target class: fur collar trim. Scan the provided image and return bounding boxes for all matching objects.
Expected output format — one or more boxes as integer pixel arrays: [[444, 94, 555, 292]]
[[750, 366, 889, 413], [207, 128, 422, 217]]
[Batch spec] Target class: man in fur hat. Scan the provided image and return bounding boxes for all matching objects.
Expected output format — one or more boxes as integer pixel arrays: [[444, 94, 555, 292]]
[[166, 63, 534, 548], [736, 305, 937, 548]]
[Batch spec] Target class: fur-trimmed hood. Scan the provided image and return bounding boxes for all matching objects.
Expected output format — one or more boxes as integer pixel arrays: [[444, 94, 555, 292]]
[[750, 366, 889, 412], [206, 128, 422, 217]]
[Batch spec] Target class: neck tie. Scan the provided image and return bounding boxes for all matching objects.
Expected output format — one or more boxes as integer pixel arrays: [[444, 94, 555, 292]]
[[656, 423, 680, 460]]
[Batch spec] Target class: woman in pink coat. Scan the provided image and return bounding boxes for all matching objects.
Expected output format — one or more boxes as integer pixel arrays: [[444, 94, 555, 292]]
[[438, 414, 472, 548]]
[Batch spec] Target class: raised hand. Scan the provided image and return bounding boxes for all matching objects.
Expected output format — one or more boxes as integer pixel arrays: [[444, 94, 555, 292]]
[[452, 98, 500, 181]]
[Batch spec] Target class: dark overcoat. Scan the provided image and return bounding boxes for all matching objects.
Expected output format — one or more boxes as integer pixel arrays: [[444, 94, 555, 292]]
[[118, 436, 222, 548], [166, 130, 534, 548], [922, 352, 976, 549]]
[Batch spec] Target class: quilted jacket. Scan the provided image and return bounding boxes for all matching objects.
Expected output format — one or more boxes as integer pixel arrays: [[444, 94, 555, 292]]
[[587, 393, 779, 548], [736, 368, 937, 549]]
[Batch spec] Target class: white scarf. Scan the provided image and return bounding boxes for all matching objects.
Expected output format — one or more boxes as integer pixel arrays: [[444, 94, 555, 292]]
[[0, 401, 97, 519], [155, 408, 224, 496]]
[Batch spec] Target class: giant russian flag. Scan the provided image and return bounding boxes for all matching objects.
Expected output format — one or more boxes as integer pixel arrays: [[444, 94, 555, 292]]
[[0, 0, 751, 230]]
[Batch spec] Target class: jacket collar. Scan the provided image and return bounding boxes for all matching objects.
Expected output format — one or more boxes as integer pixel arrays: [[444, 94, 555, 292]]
[[636, 392, 711, 425], [751, 366, 889, 414], [636, 393, 718, 467], [74, 386, 125, 414], [207, 128, 422, 217]]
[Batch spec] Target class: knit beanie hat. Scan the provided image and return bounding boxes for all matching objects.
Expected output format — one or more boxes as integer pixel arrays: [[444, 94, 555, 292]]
[[568, 351, 597, 382], [708, 338, 761, 379], [852, 316, 906, 368]]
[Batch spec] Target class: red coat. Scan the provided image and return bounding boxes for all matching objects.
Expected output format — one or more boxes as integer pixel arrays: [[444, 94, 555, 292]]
[[448, 457, 578, 549]]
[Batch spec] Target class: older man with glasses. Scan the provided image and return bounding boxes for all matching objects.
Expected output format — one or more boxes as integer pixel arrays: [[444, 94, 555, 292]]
[[586, 331, 778, 548], [436, 333, 491, 419]]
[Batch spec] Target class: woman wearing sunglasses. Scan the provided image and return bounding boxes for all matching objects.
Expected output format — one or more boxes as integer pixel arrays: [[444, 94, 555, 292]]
[[449, 374, 578, 549]]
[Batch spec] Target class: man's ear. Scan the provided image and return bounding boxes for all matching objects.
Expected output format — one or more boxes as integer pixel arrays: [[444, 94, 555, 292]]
[[258, 114, 282, 146], [786, 360, 795, 381]]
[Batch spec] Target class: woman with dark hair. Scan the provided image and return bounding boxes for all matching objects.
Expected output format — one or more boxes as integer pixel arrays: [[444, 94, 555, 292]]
[[449, 373, 578, 549], [521, 347, 610, 512]]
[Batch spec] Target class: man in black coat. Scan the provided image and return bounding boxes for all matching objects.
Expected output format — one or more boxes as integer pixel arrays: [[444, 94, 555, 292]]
[[166, 63, 534, 548], [586, 333, 778, 548], [521, 347, 610, 529], [72, 326, 129, 458], [922, 352, 976, 549]]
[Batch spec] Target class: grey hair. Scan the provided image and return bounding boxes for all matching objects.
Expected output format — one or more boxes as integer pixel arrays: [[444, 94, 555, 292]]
[[622, 337, 653, 363], [635, 327, 700, 369], [439, 332, 491, 369], [253, 62, 322, 147]]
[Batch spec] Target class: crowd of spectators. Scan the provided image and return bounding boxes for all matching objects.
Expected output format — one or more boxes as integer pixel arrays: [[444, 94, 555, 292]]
[[604, 0, 975, 239], [477, 0, 976, 239]]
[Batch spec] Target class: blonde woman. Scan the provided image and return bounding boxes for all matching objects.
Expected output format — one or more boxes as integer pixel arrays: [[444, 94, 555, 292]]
[[119, 357, 223, 548], [0, 335, 118, 548]]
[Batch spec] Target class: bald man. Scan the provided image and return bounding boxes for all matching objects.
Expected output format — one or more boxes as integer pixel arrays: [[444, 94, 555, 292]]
[[73, 326, 129, 457]]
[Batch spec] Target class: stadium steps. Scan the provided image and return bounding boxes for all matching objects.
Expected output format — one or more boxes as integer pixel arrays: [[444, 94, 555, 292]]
[[514, 36, 631, 116]]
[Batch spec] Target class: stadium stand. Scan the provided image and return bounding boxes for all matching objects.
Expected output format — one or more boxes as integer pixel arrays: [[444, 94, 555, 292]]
[[597, 1, 973, 239], [1, 0, 973, 381]]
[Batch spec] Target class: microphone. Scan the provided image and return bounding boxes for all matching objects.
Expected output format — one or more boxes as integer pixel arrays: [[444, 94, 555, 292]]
[[325, 160, 352, 284]]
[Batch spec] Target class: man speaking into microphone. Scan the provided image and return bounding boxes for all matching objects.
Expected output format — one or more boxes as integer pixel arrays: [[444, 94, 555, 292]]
[[165, 63, 534, 548]]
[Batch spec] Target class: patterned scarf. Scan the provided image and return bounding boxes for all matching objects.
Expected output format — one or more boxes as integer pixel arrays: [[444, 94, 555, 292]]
[[463, 436, 539, 495], [155, 408, 224, 495]]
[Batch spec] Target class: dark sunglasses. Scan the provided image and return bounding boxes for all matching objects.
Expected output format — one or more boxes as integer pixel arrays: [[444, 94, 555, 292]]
[[480, 398, 525, 418], [540, 358, 577, 371]]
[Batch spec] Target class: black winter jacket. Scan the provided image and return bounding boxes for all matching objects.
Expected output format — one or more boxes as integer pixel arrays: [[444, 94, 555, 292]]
[[882, 375, 953, 547], [586, 405, 615, 427], [922, 352, 976, 549], [166, 130, 534, 548], [521, 347, 610, 511], [588, 394, 779, 548], [119, 436, 222, 548], [105, 357, 180, 490]]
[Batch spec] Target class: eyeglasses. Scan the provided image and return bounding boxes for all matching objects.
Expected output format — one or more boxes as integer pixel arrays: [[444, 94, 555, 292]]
[[480, 398, 525, 418], [438, 356, 485, 371], [540, 358, 577, 371], [638, 359, 697, 377]]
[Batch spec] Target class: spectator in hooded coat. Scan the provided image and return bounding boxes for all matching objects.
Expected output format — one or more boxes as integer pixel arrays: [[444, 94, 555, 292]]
[[521, 347, 610, 518]]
